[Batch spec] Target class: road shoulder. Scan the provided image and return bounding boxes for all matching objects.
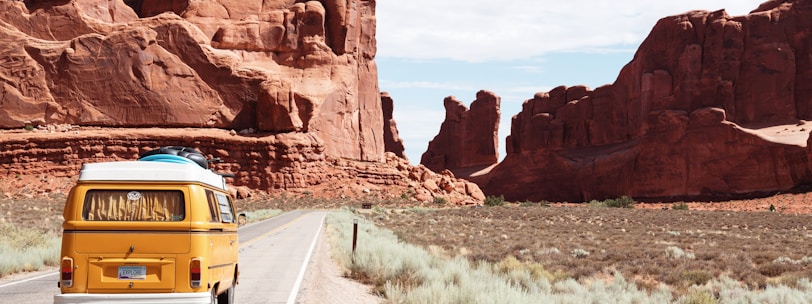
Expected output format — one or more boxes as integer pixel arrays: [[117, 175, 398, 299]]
[[295, 225, 381, 304]]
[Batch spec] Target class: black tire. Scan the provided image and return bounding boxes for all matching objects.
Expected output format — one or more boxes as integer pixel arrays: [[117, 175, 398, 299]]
[[217, 283, 235, 304], [185, 153, 209, 168], [139, 146, 209, 169]]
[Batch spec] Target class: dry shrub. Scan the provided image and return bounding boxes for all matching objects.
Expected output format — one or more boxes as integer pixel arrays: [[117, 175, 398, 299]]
[[758, 262, 795, 277], [495, 256, 563, 283], [751, 252, 779, 265], [679, 290, 717, 304], [682, 270, 713, 286], [371, 205, 812, 298]]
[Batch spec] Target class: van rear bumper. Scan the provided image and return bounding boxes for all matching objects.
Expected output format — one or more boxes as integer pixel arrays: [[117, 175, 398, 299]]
[[54, 292, 210, 304]]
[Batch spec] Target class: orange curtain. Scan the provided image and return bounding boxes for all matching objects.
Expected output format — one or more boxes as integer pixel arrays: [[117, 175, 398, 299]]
[[83, 190, 184, 221]]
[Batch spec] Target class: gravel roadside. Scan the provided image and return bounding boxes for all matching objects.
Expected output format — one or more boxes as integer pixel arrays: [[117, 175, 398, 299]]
[[295, 226, 382, 304]]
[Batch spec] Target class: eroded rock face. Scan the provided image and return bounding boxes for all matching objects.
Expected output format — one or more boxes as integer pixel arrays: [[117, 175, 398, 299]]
[[0, 128, 482, 205], [0, 0, 383, 161], [482, 1, 812, 202], [421, 90, 500, 174], [381, 92, 407, 160]]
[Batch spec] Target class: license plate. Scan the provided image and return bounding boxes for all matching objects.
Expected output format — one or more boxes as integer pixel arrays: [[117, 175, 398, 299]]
[[118, 266, 146, 280]]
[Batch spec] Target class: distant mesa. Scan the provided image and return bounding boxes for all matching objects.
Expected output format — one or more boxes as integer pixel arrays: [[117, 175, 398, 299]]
[[423, 1, 812, 202]]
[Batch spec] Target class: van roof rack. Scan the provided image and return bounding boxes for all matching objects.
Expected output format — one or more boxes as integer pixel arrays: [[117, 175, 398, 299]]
[[78, 161, 228, 191]]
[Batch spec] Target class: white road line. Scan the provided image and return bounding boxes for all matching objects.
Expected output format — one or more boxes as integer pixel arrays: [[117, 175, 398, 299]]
[[286, 213, 326, 304], [0, 272, 57, 289]]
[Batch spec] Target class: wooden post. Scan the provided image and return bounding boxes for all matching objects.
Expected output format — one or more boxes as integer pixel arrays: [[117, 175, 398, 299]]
[[352, 218, 358, 263]]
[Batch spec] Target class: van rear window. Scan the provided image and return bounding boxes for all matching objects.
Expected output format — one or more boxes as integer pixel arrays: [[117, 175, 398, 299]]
[[82, 190, 185, 221]]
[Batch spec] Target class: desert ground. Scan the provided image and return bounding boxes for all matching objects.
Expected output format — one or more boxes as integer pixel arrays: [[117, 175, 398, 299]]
[[371, 203, 812, 293], [2, 175, 811, 299]]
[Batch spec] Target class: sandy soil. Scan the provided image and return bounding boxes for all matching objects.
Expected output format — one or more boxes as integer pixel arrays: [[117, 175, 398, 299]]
[[632, 190, 812, 214], [737, 120, 810, 146], [295, 227, 382, 304]]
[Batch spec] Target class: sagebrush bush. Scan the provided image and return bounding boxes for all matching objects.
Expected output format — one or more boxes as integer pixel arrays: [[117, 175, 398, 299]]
[[708, 276, 812, 303], [672, 202, 690, 210], [0, 224, 60, 277], [676, 290, 716, 304], [773, 256, 812, 265], [682, 270, 713, 286], [605, 196, 636, 208], [484, 195, 505, 207], [666, 246, 696, 260], [589, 196, 635, 208], [433, 196, 446, 205], [759, 262, 794, 277], [571, 248, 591, 258]]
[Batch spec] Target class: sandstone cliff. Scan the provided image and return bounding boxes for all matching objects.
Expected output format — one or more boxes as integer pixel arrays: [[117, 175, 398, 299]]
[[0, 0, 381, 161], [420, 90, 500, 175], [0, 0, 485, 205], [492, 0, 812, 202], [0, 127, 485, 205], [446, 1, 812, 202]]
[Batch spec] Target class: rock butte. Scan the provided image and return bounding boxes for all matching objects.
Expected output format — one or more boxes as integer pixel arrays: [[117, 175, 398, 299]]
[[423, 0, 812, 202], [0, 0, 483, 204]]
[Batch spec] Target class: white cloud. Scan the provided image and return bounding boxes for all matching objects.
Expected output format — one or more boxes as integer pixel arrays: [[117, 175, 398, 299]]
[[377, 0, 765, 62]]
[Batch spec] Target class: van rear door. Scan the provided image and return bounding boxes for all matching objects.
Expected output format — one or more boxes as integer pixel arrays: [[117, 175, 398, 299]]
[[70, 189, 190, 292]]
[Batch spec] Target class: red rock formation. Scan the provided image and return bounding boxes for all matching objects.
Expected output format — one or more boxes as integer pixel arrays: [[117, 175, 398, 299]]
[[381, 92, 407, 160], [421, 90, 500, 174], [0, 127, 483, 205], [0, 0, 383, 161], [0, 0, 483, 204], [481, 1, 812, 202]]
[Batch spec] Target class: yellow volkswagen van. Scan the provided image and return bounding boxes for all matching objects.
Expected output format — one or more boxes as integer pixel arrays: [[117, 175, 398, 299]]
[[55, 147, 239, 304]]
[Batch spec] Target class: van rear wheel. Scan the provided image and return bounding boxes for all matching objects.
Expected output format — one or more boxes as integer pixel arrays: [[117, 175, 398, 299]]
[[210, 288, 218, 304], [217, 283, 235, 304]]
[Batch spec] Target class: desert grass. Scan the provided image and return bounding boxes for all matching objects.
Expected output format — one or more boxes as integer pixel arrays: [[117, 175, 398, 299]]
[[326, 206, 812, 303], [239, 208, 283, 224], [325, 209, 672, 303], [0, 195, 64, 277], [372, 205, 812, 292], [0, 224, 60, 277]]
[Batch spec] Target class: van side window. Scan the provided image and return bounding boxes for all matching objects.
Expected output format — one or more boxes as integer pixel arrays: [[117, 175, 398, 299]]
[[82, 190, 185, 221], [205, 190, 220, 223], [215, 193, 235, 223]]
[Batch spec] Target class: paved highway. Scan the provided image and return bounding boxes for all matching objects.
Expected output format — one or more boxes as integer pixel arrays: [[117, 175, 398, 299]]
[[0, 210, 328, 304]]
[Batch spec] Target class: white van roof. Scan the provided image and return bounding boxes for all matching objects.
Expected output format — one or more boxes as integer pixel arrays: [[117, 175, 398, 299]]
[[78, 161, 228, 191]]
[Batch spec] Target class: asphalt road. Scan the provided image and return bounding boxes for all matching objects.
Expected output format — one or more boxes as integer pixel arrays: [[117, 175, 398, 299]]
[[0, 210, 328, 304]]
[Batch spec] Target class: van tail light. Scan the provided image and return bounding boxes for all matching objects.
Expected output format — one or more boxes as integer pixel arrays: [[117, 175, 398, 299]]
[[190, 258, 202, 288], [61, 258, 74, 288]]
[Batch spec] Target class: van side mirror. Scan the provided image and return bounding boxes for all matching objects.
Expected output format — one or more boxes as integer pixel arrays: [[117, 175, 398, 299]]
[[238, 213, 247, 227]]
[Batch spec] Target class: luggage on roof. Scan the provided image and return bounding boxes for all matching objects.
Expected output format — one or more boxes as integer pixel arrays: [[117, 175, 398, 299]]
[[139, 146, 209, 169]]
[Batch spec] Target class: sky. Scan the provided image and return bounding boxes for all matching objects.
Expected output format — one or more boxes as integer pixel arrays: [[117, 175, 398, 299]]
[[375, 0, 766, 164]]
